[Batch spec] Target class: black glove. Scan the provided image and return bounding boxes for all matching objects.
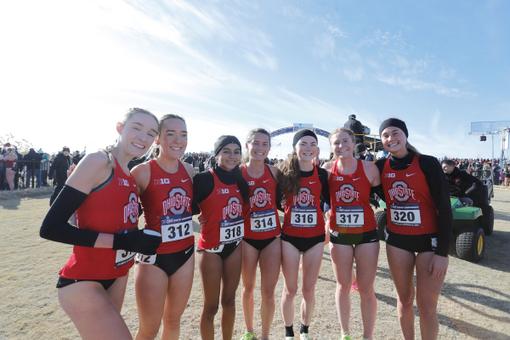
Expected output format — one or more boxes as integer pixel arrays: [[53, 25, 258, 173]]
[[113, 229, 161, 255]]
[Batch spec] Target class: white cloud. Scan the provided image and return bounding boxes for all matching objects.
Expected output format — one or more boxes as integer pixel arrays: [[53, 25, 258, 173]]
[[343, 67, 365, 81], [244, 49, 278, 70], [376, 75, 474, 97]]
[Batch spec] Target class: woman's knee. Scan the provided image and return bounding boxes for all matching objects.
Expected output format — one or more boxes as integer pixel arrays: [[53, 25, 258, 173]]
[[397, 292, 415, 309], [162, 313, 181, 330], [283, 284, 298, 298], [202, 303, 219, 318], [261, 284, 276, 301], [416, 296, 438, 318], [301, 284, 317, 300], [221, 295, 236, 309], [243, 280, 256, 294]]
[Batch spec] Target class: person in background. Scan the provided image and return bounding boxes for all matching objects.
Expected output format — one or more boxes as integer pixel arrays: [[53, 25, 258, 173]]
[[4, 146, 18, 190], [49, 147, 72, 205]]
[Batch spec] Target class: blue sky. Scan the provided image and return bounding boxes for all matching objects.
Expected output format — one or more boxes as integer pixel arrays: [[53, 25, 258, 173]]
[[1, 0, 509, 158]]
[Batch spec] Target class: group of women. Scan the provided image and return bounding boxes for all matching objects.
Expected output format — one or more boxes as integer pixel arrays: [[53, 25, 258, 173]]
[[40, 108, 452, 340]]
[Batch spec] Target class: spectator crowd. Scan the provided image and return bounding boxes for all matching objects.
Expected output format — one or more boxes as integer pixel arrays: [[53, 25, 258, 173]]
[[1, 142, 509, 191], [0, 143, 84, 191]]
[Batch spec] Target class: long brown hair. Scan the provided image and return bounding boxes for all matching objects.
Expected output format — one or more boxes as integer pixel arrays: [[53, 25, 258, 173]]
[[277, 151, 301, 195]]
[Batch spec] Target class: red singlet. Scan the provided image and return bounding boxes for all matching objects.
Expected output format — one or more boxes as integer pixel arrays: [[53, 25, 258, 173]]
[[198, 170, 245, 249], [328, 159, 376, 234], [140, 160, 194, 254], [241, 164, 281, 240], [282, 166, 325, 238], [60, 159, 139, 280], [381, 155, 438, 235]]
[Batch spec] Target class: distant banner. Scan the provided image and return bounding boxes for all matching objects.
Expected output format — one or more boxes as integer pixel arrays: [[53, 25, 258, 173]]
[[270, 124, 330, 139], [470, 121, 510, 134]]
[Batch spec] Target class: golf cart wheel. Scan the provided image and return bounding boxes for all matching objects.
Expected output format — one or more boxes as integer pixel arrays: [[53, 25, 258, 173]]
[[482, 206, 494, 236], [455, 227, 485, 262], [375, 210, 387, 240]]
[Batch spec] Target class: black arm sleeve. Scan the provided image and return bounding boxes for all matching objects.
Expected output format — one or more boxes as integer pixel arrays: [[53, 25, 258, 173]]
[[40, 185, 99, 247], [192, 171, 214, 215], [318, 167, 330, 211], [419, 156, 453, 257]]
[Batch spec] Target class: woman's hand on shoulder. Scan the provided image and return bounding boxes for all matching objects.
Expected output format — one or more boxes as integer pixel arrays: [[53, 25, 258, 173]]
[[131, 161, 151, 194], [66, 151, 111, 194], [363, 160, 381, 186]]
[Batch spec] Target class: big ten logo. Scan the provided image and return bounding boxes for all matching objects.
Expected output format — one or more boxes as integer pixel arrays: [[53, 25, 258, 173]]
[[163, 187, 191, 215], [118, 178, 130, 187], [384, 173, 396, 178], [248, 180, 255, 186], [388, 181, 416, 202], [218, 188, 230, 195], [335, 176, 344, 181], [123, 192, 139, 223], [250, 187, 271, 208], [222, 197, 243, 220], [336, 184, 359, 203], [154, 178, 171, 185], [293, 188, 315, 207]]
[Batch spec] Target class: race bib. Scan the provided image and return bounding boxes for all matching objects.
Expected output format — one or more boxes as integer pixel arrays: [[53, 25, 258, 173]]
[[390, 204, 421, 226], [220, 219, 244, 243], [290, 207, 317, 227], [336, 206, 364, 227], [115, 250, 136, 267], [161, 215, 193, 242], [250, 210, 277, 232], [135, 253, 156, 265]]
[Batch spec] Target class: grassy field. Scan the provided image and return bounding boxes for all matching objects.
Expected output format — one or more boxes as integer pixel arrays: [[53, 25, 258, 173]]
[[1, 187, 509, 339]]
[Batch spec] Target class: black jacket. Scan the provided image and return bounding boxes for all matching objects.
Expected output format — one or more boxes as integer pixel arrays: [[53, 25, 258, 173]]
[[23, 149, 42, 170], [445, 167, 486, 205], [49, 153, 71, 185]]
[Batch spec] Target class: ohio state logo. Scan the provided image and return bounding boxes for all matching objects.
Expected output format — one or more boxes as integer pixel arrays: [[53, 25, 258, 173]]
[[163, 187, 191, 215], [388, 181, 416, 202], [336, 184, 359, 203], [293, 188, 315, 207], [250, 187, 271, 208], [222, 197, 243, 220], [123, 192, 139, 223]]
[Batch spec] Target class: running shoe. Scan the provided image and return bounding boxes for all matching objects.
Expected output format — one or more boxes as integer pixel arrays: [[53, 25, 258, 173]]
[[240, 332, 257, 340], [299, 333, 311, 340], [341, 335, 352, 340], [285, 337, 294, 340]]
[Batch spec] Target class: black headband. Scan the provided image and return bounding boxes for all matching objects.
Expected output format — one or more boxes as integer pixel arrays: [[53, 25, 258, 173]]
[[292, 129, 318, 147], [214, 135, 242, 156], [379, 118, 408, 137]]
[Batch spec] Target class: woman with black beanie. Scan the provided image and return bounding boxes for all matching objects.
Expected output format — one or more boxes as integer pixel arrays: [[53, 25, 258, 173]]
[[376, 118, 452, 340], [192, 135, 249, 340]]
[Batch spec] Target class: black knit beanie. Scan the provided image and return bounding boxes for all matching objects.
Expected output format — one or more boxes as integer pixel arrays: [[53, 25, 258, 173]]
[[214, 135, 242, 156], [292, 129, 318, 147], [379, 118, 408, 137]]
